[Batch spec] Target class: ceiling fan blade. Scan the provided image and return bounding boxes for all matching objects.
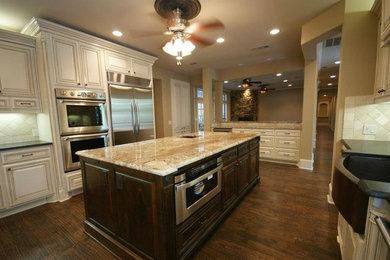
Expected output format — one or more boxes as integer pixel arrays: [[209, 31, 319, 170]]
[[250, 81, 263, 84], [188, 35, 213, 46], [186, 18, 225, 34], [129, 30, 167, 38]]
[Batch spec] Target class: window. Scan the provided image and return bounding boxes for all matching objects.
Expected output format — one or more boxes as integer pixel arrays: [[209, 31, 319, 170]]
[[222, 92, 228, 122], [196, 88, 204, 131]]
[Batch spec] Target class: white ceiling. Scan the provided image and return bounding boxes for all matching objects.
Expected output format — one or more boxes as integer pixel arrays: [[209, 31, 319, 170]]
[[0, 0, 339, 76]]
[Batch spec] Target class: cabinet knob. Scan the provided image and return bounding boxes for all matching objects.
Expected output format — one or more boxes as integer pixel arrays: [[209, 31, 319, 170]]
[[7, 168, 11, 171], [0, 90, 2, 94], [128, 70, 130, 73], [77, 83, 81, 86], [378, 89, 386, 94], [134, 71, 136, 74], [84, 84, 88, 86]]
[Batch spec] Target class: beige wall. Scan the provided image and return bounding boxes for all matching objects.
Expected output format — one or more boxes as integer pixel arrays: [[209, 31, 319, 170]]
[[331, 9, 378, 178], [257, 88, 303, 122], [152, 66, 192, 137]]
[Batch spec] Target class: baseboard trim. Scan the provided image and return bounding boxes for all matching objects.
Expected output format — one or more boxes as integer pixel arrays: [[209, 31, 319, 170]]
[[327, 183, 335, 205], [297, 159, 313, 171]]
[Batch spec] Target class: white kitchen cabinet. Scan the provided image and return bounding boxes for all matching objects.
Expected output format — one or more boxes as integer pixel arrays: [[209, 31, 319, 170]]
[[0, 29, 40, 112], [171, 79, 191, 135], [382, 0, 390, 46], [105, 50, 152, 79], [0, 145, 55, 214], [51, 35, 104, 89]]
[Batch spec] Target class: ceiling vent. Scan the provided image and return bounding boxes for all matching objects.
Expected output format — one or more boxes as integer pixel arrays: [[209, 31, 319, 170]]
[[325, 36, 341, 47], [251, 45, 270, 51]]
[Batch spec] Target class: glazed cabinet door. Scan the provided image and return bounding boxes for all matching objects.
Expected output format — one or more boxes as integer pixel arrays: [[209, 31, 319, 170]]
[[236, 153, 250, 194], [79, 44, 104, 89], [83, 162, 115, 234], [4, 159, 53, 207], [132, 59, 151, 79], [52, 36, 81, 87], [0, 42, 37, 96], [114, 171, 157, 259], [222, 162, 237, 209]]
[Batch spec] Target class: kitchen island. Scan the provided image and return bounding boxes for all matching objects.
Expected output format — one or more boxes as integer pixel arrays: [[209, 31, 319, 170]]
[[77, 132, 260, 259]]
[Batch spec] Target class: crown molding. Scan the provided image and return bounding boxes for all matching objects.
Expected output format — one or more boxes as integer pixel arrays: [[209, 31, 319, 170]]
[[0, 27, 36, 47], [21, 17, 158, 64]]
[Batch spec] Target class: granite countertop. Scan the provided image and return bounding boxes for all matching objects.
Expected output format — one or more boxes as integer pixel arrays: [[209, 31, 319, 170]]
[[77, 132, 258, 176], [0, 140, 52, 151], [212, 121, 301, 130], [342, 139, 390, 158]]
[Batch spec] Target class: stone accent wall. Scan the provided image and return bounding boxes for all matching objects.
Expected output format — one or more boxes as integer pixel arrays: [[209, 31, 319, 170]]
[[230, 89, 257, 121]]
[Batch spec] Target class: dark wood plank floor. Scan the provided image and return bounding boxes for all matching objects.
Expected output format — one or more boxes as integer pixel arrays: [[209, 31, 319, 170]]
[[0, 126, 341, 259]]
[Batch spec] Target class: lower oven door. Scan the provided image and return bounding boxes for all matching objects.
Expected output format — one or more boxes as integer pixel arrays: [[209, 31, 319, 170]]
[[175, 163, 222, 225], [61, 133, 108, 172]]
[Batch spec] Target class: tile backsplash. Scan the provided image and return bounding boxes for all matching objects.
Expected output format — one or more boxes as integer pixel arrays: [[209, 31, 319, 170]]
[[0, 114, 39, 144], [343, 95, 390, 140]]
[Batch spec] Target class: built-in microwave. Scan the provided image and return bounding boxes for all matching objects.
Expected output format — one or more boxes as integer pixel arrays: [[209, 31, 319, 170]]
[[55, 89, 108, 135]]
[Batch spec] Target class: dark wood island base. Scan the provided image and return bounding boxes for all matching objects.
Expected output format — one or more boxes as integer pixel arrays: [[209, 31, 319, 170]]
[[79, 135, 259, 259]]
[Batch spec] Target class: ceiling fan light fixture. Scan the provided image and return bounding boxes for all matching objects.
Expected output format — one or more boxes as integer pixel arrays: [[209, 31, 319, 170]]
[[216, 37, 225, 43], [242, 83, 249, 88], [270, 28, 280, 35], [162, 35, 195, 61]]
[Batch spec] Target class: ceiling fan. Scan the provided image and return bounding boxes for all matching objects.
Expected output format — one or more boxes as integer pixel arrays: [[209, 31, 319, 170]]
[[241, 78, 275, 94], [153, 0, 224, 64]]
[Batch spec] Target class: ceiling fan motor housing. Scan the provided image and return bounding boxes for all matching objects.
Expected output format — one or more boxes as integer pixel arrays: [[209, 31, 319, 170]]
[[154, 0, 201, 20]]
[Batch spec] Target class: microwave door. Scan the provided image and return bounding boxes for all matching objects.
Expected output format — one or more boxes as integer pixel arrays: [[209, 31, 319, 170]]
[[109, 85, 137, 145], [133, 87, 155, 142]]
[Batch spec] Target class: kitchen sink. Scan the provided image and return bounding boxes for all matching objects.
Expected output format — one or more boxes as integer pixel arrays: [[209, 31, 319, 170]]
[[332, 155, 390, 234]]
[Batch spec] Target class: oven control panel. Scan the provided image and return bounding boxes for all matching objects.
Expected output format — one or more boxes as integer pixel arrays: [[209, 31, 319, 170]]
[[55, 88, 106, 100]]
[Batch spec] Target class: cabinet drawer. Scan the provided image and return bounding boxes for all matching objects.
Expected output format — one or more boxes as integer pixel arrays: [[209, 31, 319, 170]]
[[222, 147, 237, 165], [259, 136, 274, 147], [12, 98, 40, 110], [232, 128, 252, 133], [274, 148, 299, 161], [1, 146, 51, 164], [176, 194, 221, 256], [66, 171, 83, 191], [257, 129, 274, 136], [0, 97, 10, 109], [275, 137, 300, 149], [275, 130, 300, 137], [259, 147, 274, 159], [238, 142, 250, 156]]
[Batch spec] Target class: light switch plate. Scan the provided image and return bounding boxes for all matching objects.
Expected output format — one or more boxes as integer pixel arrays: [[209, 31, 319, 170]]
[[363, 124, 377, 135]]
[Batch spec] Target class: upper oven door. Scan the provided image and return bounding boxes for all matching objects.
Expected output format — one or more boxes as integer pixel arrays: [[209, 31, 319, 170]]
[[57, 99, 108, 135]]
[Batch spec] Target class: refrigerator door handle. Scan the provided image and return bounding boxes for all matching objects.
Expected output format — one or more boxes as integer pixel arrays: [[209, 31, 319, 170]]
[[136, 100, 140, 135], [131, 100, 136, 133]]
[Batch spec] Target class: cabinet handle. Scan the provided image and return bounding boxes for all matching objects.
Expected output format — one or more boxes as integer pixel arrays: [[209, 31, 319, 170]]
[[283, 141, 291, 144], [19, 102, 32, 106], [378, 89, 386, 94], [22, 153, 34, 157]]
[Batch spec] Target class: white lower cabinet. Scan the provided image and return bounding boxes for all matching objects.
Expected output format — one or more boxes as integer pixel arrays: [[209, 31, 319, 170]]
[[66, 170, 83, 191], [0, 145, 55, 215]]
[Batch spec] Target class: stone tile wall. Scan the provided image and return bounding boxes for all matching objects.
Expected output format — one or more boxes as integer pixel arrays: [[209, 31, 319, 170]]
[[0, 114, 39, 144], [343, 95, 390, 140]]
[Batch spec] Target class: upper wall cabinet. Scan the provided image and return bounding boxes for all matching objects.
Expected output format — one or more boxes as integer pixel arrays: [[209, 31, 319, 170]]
[[51, 36, 104, 89], [105, 50, 152, 79], [0, 29, 40, 112]]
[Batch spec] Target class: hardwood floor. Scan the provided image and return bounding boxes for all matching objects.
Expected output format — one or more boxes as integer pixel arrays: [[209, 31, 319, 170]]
[[0, 126, 341, 259]]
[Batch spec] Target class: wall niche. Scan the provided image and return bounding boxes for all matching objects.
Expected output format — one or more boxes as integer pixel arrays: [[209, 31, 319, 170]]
[[230, 89, 258, 121]]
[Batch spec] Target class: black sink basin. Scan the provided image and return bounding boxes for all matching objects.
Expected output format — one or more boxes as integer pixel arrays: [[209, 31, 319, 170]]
[[332, 155, 390, 234]]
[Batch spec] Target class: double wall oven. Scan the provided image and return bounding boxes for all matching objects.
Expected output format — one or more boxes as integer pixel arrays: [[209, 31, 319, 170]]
[[55, 89, 109, 172]]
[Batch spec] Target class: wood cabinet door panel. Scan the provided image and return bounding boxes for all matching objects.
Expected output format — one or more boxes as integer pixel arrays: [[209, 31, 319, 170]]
[[52, 37, 80, 86], [80, 44, 103, 89], [0, 43, 35, 96], [248, 148, 259, 183], [237, 154, 249, 194], [222, 162, 237, 209], [83, 163, 114, 233], [5, 160, 53, 206], [115, 171, 156, 258]]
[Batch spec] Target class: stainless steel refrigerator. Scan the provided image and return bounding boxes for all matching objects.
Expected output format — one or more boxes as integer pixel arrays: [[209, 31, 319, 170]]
[[107, 72, 155, 145]]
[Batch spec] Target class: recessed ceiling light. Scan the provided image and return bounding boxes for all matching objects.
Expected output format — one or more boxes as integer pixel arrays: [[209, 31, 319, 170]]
[[323, 94, 327, 97], [288, 84, 292, 87], [283, 79, 288, 82], [238, 63, 244, 66], [276, 73, 282, 76], [328, 83, 333, 86], [112, 30, 123, 37], [270, 28, 280, 35], [335, 60, 340, 64], [224, 80, 228, 83], [238, 85, 242, 88], [330, 75, 336, 78], [216, 37, 225, 43]]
